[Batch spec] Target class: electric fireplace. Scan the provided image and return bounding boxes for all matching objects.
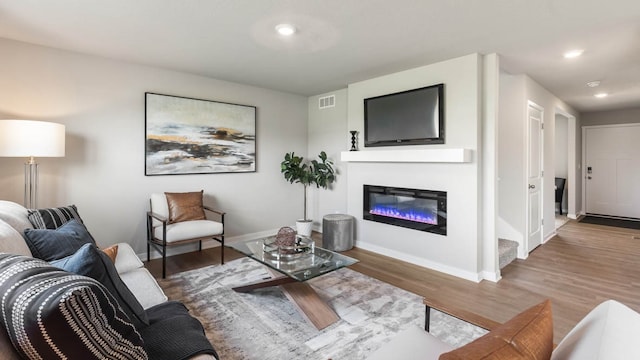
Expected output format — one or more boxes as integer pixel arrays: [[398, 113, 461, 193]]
[[363, 185, 447, 235]]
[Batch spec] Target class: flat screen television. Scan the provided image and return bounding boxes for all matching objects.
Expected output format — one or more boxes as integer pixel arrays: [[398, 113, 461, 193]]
[[364, 83, 444, 147]]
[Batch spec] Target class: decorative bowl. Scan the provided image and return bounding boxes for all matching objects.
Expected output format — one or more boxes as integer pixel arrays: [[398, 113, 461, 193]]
[[263, 234, 314, 261]]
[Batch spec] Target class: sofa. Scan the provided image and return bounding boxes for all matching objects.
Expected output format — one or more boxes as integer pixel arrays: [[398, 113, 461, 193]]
[[0, 200, 217, 360], [368, 297, 640, 360]]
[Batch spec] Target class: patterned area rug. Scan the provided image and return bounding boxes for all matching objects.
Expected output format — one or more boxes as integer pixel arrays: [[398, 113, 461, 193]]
[[159, 258, 486, 360]]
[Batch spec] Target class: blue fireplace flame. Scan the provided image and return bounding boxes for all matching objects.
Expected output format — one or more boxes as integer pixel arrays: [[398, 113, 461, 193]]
[[369, 204, 437, 225]]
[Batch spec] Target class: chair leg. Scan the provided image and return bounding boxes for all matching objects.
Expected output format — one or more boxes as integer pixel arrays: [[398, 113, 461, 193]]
[[162, 245, 167, 279], [220, 236, 224, 264], [199, 240, 202, 252], [147, 241, 150, 263]]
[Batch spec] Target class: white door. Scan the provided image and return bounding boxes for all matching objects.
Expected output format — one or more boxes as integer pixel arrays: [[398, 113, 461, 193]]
[[584, 125, 640, 218], [527, 103, 543, 252]]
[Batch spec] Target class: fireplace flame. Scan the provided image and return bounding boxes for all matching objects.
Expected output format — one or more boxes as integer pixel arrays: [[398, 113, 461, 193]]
[[369, 206, 437, 225]]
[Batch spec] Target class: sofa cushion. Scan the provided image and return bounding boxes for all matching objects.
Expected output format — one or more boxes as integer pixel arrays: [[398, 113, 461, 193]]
[[0, 254, 148, 360], [50, 243, 149, 329], [551, 300, 640, 360], [439, 299, 553, 360], [367, 324, 454, 360], [119, 267, 168, 309], [23, 219, 96, 261], [0, 220, 32, 257], [114, 242, 145, 274], [0, 200, 32, 235], [165, 191, 206, 224]]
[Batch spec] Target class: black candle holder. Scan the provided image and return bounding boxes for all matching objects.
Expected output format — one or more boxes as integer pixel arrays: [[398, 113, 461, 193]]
[[350, 131, 358, 151]]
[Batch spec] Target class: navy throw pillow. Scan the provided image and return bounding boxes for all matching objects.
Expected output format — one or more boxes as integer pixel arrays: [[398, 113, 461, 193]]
[[23, 219, 96, 261], [51, 243, 149, 329], [0, 253, 147, 359]]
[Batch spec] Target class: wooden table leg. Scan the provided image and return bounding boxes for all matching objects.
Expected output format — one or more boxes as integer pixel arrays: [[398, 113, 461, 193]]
[[281, 281, 339, 330], [232, 275, 295, 292], [232, 269, 339, 330]]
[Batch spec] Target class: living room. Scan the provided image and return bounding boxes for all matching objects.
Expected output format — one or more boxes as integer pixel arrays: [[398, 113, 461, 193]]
[[1, 1, 640, 359]]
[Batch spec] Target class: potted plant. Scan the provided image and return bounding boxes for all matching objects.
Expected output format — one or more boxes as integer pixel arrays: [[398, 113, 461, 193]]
[[281, 151, 336, 236]]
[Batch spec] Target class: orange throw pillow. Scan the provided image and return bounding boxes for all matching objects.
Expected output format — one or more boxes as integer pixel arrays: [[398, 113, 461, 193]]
[[101, 245, 119, 263], [165, 191, 206, 224], [439, 299, 553, 360]]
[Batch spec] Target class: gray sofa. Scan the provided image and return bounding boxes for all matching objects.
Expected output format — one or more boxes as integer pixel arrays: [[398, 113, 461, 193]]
[[0, 200, 216, 360]]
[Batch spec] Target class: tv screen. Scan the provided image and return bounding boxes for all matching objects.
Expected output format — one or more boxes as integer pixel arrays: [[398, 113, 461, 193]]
[[364, 83, 444, 147]]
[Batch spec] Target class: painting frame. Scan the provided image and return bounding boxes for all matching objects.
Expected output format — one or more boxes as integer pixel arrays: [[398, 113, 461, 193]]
[[145, 92, 257, 176]]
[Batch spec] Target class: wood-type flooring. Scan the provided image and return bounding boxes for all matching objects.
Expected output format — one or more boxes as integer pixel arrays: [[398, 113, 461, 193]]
[[146, 219, 640, 344]]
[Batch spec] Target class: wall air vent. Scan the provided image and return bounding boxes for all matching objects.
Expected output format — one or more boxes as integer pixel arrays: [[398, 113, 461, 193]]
[[319, 95, 335, 109]]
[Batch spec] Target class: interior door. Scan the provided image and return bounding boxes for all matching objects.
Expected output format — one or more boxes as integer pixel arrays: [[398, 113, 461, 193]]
[[527, 103, 543, 252], [585, 125, 640, 218]]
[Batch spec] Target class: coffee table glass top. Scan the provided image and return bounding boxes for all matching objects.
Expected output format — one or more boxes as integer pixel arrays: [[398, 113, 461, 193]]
[[226, 236, 358, 281]]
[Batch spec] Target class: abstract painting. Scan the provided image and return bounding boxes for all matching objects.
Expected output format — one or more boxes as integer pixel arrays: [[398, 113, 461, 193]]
[[145, 93, 256, 175]]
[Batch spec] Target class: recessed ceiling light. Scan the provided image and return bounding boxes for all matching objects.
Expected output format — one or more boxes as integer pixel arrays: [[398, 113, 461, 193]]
[[563, 49, 584, 59], [594, 92, 608, 98], [587, 81, 601, 88], [275, 24, 296, 36]]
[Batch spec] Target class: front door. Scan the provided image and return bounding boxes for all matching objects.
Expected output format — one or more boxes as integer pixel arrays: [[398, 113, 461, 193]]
[[527, 102, 543, 252], [585, 125, 640, 218]]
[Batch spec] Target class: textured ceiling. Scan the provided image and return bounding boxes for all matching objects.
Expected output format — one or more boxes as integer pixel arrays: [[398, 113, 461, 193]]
[[1, 0, 639, 112]]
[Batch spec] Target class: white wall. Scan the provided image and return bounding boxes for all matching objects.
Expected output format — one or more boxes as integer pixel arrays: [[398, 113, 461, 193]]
[[498, 72, 579, 257], [345, 54, 485, 281], [307, 89, 349, 230], [581, 107, 640, 126], [0, 38, 308, 254], [555, 114, 568, 213], [497, 71, 526, 244], [555, 115, 569, 179]]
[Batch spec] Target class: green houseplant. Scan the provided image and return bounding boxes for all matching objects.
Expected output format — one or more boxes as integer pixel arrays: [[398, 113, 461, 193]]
[[281, 151, 336, 236]]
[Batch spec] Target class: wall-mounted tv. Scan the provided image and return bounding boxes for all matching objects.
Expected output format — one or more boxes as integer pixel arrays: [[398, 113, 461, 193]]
[[364, 83, 444, 147]]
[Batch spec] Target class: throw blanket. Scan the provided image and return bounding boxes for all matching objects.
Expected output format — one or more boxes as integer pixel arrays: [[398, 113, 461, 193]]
[[141, 301, 219, 360]]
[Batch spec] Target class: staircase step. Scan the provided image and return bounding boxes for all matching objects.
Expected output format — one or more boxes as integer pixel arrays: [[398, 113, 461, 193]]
[[498, 239, 518, 269]]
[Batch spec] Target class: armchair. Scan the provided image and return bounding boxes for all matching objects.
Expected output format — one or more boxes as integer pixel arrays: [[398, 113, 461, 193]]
[[147, 191, 225, 278]]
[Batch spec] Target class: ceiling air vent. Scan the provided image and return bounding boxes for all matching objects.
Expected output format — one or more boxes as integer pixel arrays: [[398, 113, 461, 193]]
[[318, 95, 335, 109]]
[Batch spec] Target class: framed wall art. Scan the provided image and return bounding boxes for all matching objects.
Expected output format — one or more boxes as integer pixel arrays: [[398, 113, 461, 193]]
[[145, 92, 256, 175]]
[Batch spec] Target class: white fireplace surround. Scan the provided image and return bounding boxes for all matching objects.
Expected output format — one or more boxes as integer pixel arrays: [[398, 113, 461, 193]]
[[340, 148, 472, 163]]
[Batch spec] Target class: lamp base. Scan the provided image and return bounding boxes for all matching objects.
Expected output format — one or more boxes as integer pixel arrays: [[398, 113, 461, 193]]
[[24, 157, 38, 209]]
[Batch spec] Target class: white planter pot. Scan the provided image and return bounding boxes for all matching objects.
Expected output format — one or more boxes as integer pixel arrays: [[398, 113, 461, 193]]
[[296, 220, 313, 237]]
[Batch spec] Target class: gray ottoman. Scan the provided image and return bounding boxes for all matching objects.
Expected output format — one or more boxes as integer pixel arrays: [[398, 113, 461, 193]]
[[322, 214, 355, 251]]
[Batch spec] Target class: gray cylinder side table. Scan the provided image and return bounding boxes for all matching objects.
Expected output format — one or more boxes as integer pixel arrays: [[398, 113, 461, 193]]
[[322, 214, 355, 252]]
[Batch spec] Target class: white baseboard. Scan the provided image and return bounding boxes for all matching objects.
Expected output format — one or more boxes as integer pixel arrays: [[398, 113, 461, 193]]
[[543, 231, 556, 244], [481, 270, 501, 283], [355, 240, 483, 283], [138, 228, 281, 261]]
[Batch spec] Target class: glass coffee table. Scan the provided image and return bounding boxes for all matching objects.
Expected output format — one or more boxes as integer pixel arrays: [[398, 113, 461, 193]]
[[226, 235, 358, 330]]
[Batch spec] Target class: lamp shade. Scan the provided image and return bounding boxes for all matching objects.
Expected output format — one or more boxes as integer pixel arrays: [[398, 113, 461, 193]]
[[0, 120, 65, 157]]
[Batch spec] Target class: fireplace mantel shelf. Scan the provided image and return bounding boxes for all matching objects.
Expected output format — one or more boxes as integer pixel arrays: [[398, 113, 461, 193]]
[[340, 148, 472, 163]]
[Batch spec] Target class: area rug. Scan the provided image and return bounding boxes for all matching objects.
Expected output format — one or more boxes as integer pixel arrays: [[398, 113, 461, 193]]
[[158, 258, 486, 360], [579, 215, 640, 230]]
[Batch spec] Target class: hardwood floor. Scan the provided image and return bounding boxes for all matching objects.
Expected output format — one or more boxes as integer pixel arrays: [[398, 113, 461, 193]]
[[145, 219, 640, 344]]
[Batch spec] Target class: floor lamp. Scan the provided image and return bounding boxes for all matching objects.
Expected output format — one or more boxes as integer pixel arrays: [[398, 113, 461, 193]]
[[0, 120, 65, 209]]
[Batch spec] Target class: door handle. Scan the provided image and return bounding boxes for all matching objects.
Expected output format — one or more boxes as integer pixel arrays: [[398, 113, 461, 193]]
[[528, 184, 535, 189]]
